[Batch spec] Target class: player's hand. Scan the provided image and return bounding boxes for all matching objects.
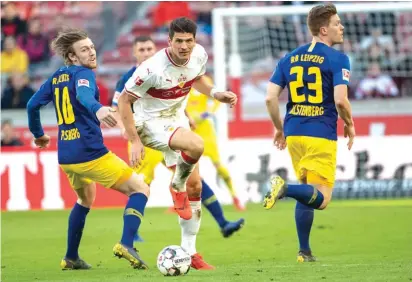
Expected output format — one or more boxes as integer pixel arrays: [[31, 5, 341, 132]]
[[214, 91, 237, 108], [344, 124, 355, 150], [34, 134, 50, 149], [273, 130, 286, 150], [130, 139, 145, 167], [96, 107, 117, 128]]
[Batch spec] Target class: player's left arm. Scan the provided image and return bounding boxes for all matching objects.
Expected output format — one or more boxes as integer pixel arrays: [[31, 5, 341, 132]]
[[119, 63, 154, 144], [266, 60, 286, 132], [27, 77, 53, 147], [332, 53, 355, 150], [192, 51, 237, 107], [192, 75, 237, 107]]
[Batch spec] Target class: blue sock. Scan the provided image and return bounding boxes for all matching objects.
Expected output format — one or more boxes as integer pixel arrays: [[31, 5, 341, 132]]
[[65, 203, 90, 260], [295, 202, 314, 252], [286, 184, 324, 209], [201, 180, 228, 228], [120, 193, 147, 248]]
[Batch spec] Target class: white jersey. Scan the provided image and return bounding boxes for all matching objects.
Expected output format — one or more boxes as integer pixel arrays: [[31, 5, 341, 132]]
[[124, 44, 208, 124]]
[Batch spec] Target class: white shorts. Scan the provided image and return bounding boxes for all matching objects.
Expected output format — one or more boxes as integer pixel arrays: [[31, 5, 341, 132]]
[[136, 116, 190, 167]]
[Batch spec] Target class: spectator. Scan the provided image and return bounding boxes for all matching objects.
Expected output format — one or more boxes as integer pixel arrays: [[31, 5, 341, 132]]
[[1, 119, 24, 147], [360, 27, 395, 54], [1, 36, 29, 75], [17, 17, 50, 65], [1, 2, 27, 40], [47, 14, 65, 43], [355, 63, 399, 100], [1, 73, 35, 109]]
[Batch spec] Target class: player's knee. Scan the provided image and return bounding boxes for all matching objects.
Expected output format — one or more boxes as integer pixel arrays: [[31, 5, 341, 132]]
[[317, 187, 332, 210], [130, 178, 150, 197], [76, 184, 96, 208], [120, 173, 150, 197], [318, 197, 331, 210], [188, 134, 204, 156], [77, 197, 94, 208], [186, 177, 202, 198]]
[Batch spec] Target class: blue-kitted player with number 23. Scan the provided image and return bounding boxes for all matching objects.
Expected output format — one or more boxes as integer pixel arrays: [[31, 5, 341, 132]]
[[264, 4, 356, 262]]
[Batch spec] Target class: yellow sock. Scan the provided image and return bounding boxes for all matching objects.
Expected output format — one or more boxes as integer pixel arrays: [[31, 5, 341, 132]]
[[216, 164, 236, 198]]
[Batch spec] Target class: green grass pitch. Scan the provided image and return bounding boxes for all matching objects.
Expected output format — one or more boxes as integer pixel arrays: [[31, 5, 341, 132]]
[[2, 200, 412, 282]]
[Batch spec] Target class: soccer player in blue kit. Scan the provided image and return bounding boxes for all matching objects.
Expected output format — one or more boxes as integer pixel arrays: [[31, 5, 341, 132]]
[[27, 29, 150, 270], [264, 4, 356, 262]]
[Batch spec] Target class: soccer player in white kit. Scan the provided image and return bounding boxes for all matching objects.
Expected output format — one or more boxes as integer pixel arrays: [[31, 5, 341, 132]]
[[118, 17, 237, 270]]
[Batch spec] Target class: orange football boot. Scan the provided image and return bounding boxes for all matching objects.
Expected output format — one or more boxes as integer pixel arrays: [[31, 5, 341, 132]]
[[191, 253, 215, 270], [169, 187, 192, 220]]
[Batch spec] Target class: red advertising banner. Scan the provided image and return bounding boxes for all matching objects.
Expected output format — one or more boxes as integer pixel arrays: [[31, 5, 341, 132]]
[[1, 136, 130, 211]]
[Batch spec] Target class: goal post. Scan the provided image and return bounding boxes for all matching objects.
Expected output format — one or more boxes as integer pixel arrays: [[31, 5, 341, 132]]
[[212, 2, 412, 143]]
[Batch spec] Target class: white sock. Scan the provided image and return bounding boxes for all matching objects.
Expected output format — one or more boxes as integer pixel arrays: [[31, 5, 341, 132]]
[[179, 199, 201, 256], [171, 152, 198, 192]]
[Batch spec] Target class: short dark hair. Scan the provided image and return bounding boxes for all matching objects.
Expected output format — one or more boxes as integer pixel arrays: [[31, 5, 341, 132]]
[[307, 3, 338, 36], [50, 28, 89, 65], [134, 35, 154, 45], [169, 17, 197, 39]]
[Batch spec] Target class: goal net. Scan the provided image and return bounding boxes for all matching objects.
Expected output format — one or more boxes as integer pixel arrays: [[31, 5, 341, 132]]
[[212, 2, 412, 139]]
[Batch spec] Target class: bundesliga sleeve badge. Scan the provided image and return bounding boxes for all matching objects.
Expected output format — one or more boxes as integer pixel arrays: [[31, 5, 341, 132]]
[[342, 69, 350, 82], [78, 79, 90, 87]]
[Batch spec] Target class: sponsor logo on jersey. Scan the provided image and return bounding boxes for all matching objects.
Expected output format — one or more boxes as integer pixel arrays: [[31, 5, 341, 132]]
[[77, 79, 90, 87], [164, 125, 175, 132], [178, 74, 187, 87], [135, 76, 144, 86]]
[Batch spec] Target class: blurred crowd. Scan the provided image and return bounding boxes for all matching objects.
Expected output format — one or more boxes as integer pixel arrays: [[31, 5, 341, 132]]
[[1, 1, 411, 115], [239, 3, 412, 104], [1, 1, 118, 110]]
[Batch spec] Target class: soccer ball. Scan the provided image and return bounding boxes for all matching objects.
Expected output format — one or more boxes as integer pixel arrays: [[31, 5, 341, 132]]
[[157, 245, 191, 276]]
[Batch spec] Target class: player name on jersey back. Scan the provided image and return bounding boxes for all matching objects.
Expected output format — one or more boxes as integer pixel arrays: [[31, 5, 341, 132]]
[[50, 66, 108, 164], [124, 44, 208, 121], [270, 41, 351, 141]]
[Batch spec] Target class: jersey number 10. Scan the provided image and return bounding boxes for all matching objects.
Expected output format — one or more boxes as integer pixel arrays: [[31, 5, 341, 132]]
[[289, 66, 323, 104], [54, 86, 75, 125]]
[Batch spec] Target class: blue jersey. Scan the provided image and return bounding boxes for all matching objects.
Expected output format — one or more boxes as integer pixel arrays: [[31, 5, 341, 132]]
[[112, 66, 137, 107], [27, 65, 108, 164], [270, 41, 350, 141]]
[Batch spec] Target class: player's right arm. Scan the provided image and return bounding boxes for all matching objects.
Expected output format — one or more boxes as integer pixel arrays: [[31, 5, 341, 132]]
[[266, 59, 287, 150], [27, 77, 54, 148], [119, 64, 156, 167], [332, 53, 355, 150]]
